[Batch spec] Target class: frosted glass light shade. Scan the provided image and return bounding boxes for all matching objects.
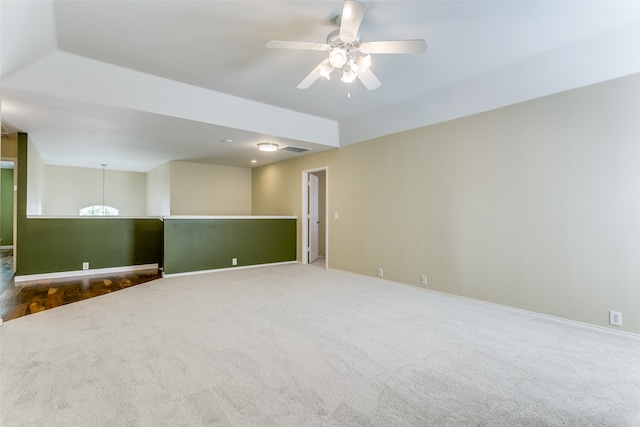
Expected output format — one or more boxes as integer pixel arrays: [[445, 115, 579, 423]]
[[258, 142, 279, 152]]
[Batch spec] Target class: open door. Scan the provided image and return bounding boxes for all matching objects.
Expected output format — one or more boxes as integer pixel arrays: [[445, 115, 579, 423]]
[[308, 173, 319, 263], [302, 167, 327, 267]]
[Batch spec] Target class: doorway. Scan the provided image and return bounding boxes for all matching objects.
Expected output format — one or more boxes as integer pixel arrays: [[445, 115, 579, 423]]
[[302, 167, 328, 268], [0, 160, 16, 250]]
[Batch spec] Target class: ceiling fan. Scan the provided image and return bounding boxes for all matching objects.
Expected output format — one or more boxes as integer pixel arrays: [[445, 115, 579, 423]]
[[265, 0, 427, 91]]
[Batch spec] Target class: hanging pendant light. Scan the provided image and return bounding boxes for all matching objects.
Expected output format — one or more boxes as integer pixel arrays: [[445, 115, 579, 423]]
[[101, 163, 107, 215]]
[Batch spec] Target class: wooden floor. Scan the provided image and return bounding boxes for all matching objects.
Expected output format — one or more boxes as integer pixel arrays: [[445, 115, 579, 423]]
[[0, 249, 162, 322]]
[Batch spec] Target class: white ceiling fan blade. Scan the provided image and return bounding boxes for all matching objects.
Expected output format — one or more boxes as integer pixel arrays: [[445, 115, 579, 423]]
[[357, 68, 381, 91], [360, 40, 427, 54], [265, 40, 330, 51], [339, 1, 366, 42], [297, 59, 331, 89]]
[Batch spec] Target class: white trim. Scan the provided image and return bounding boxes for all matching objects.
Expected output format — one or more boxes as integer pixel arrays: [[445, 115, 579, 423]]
[[438, 290, 640, 339], [301, 172, 308, 264], [328, 267, 640, 338], [163, 261, 297, 278], [26, 215, 162, 220], [164, 215, 296, 220], [15, 263, 159, 283], [324, 168, 329, 269], [24, 215, 297, 220], [0, 245, 13, 250]]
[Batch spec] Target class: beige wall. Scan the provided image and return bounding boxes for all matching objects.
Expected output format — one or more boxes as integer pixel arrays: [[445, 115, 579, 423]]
[[26, 137, 45, 215], [27, 158, 251, 217], [170, 161, 251, 215], [146, 162, 171, 216], [1, 133, 19, 159], [252, 74, 640, 334], [43, 165, 147, 216]]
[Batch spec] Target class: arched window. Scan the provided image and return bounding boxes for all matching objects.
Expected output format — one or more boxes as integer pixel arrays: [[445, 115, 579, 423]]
[[79, 205, 119, 216]]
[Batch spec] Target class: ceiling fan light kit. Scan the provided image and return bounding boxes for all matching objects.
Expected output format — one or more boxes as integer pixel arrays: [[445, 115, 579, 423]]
[[329, 47, 347, 68], [341, 67, 357, 83], [265, 0, 427, 91], [319, 61, 334, 79]]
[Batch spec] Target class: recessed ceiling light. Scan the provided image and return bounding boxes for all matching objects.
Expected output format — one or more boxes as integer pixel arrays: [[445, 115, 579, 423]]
[[258, 142, 279, 152], [221, 139, 233, 144], [251, 160, 257, 163]]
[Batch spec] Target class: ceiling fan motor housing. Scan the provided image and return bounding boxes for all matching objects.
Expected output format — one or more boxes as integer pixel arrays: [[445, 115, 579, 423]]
[[327, 28, 360, 51], [327, 28, 364, 69]]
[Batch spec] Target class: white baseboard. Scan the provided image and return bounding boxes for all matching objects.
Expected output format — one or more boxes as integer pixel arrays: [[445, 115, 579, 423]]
[[14, 263, 159, 283], [326, 267, 640, 338], [163, 261, 297, 278], [412, 283, 640, 339], [0, 245, 13, 250]]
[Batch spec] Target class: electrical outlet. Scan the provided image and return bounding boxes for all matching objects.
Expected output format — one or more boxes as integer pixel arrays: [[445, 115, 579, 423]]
[[232, 258, 238, 266], [609, 311, 622, 326], [82, 262, 89, 270], [421, 275, 427, 285], [377, 268, 383, 277]]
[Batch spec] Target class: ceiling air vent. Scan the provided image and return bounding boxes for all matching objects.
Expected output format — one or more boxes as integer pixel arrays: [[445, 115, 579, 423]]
[[281, 145, 312, 153]]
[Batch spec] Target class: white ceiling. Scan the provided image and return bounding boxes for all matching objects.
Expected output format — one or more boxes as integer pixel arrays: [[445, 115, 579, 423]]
[[1, 1, 639, 172]]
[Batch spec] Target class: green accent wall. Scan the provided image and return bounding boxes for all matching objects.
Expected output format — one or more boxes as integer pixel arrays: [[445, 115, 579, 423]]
[[1, 168, 14, 246], [18, 217, 163, 275], [164, 218, 296, 274], [16, 133, 28, 272]]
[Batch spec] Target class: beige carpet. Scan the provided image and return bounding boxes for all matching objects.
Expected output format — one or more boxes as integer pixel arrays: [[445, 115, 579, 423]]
[[1, 264, 639, 426]]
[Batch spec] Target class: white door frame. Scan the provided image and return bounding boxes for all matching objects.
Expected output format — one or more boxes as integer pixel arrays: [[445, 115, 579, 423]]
[[301, 167, 328, 267], [308, 173, 320, 263]]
